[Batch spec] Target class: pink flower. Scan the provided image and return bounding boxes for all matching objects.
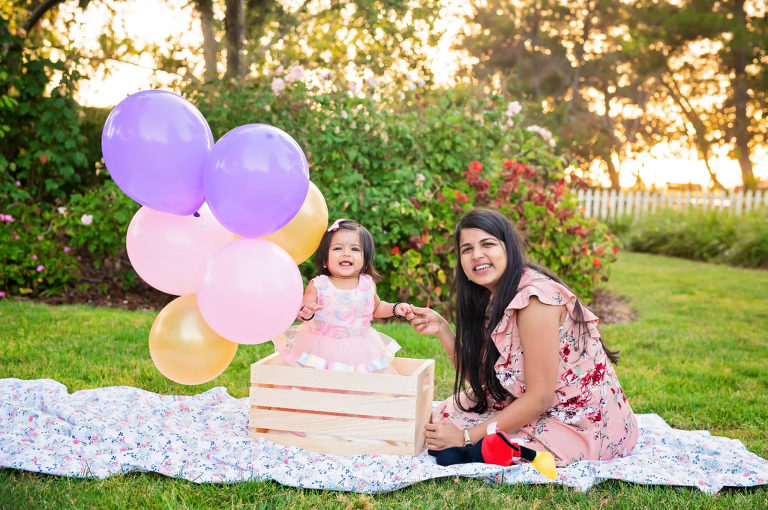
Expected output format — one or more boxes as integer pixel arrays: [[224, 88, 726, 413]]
[[36, 235, 42, 241], [36, 265, 44, 272], [288, 65, 304, 81], [505, 101, 522, 116], [32, 255, 38, 261], [0, 291, 6, 298], [271, 77, 286, 95], [64, 246, 71, 253]]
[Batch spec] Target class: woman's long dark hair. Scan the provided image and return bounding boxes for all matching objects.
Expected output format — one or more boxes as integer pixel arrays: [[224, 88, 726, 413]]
[[451, 209, 619, 414]]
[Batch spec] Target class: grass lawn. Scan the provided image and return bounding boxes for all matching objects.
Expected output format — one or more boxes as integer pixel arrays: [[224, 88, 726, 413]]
[[1, 252, 767, 508]]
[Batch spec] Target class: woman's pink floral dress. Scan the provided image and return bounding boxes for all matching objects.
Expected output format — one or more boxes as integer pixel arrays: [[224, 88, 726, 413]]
[[434, 268, 638, 466]]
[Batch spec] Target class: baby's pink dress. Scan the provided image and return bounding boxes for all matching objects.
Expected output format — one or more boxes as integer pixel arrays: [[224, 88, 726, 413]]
[[434, 268, 638, 466], [275, 274, 401, 373]]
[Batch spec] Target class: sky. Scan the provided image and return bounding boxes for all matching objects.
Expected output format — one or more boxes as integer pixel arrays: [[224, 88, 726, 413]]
[[57, 0, 767, 190], [59, 0, 202, 107]]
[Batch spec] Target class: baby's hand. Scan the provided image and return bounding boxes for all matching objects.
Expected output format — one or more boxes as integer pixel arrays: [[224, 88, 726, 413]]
[[297, 302, 322, 321], [402, 304, 417, 321], [394, 302, 413, 318]]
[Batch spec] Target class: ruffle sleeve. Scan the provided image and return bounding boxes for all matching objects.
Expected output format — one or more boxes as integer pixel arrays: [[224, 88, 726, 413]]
[[491, 269, 602, 367]]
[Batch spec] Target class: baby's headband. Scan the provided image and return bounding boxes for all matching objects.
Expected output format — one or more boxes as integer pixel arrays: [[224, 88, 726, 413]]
[[327, 218, 348, 232]]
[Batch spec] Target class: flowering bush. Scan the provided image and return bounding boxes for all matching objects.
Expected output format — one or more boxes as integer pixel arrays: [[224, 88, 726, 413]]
[[185, 74, 580, 298], [1, 64, 616, 302], [387, 156, 619, 314], [60, 180, 138, 266], [0, 181, 138, 298], [0, 208, 79, 296], [0, 30, 91, 204]]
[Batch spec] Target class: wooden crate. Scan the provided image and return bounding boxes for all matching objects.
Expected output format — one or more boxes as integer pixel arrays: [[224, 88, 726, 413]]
[[249, 353, 435, 456]]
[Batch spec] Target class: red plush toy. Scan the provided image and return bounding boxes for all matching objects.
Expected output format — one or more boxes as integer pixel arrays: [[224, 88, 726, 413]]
[[429, 431, 558, 481]]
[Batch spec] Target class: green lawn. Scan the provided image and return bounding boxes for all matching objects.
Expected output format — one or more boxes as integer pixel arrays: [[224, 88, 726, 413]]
[[1, 252, 767, 509]]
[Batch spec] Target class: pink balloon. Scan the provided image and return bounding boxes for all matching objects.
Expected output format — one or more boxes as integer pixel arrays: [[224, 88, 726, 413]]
[[126, 204, 233, 295], [196, 238, 303, 344]]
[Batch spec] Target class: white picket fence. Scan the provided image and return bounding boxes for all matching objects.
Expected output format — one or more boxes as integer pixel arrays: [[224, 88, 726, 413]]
[[576, 188, 768, 219]]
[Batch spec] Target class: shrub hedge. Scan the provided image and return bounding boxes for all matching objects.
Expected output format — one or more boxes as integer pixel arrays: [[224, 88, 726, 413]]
[[2, 68, 617, 307], [610, 208, 768, 269]]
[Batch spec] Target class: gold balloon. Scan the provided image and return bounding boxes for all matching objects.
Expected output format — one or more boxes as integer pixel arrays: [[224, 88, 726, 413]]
[[262, 181, 328, 264], [149, 294, 238, 385]]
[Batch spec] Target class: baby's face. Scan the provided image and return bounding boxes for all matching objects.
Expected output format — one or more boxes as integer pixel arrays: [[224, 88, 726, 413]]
[[327, 229, 364, 279]]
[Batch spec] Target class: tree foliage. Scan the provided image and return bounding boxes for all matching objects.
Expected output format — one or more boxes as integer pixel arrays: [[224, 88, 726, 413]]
[[0, 14, 91, 204], [627, 0, 767, 190], [187, 0, 441, 86], [460, 0, 768, 190]]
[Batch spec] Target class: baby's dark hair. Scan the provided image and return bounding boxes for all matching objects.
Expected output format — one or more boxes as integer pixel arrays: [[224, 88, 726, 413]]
[[315, 219, 381, 281]]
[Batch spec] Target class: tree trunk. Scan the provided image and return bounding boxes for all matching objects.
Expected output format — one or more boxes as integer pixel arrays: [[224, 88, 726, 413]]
[[663, 75, 726, 190], [194, 0, 218, 81], [731, 0, 757, 190], [605, 155, 620, 190], [22, 0, 66, 33], [569, 0, 594, 109], [224, 0, 245, 78], [600, 90, 621, 190], [3, 0, 66, 57]]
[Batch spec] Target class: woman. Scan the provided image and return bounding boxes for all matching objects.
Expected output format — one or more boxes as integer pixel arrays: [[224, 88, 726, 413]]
[[406, 209, 637, 466]]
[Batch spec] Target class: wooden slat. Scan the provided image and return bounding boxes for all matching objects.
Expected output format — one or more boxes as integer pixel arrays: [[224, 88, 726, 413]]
[[580, 189, 592, 217], [251, 354, 420, 395], [734, 189, 744, 213], [650, 190, 659, 214], [249, 386, 416, 419], [249, 408, 413, 442], [411, 360, 434, 450], [249, 355, 435, 456], [391, 357, 433, 375], [757, 190, 766, 209], [598, 189, 608, 218], [577, 188, 767, 217], [250, 430, 415, 456]]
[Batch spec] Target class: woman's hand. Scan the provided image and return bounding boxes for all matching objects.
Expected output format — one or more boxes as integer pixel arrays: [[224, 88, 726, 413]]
[[424, 418, 464, 451], [406, 306, 457, 364], [406, 306, 449, 336]]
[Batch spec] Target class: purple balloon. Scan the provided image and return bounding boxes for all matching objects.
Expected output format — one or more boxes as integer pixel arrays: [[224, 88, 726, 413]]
[[204, 124, 310, 238], [102, 90, 213, 215]]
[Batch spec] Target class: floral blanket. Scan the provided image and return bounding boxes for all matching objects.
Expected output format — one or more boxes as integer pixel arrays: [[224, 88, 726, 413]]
[[1, 378, 766, 494]]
